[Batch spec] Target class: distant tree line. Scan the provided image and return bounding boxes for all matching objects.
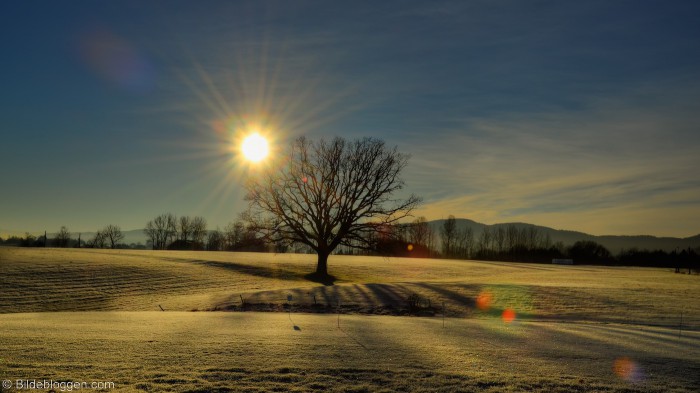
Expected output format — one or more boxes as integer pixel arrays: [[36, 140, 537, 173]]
[[143, 213, 269, 252], [1, 233, 47, 247], [1, 225, 145, 249], [3, 214, 698, 272], [437, 216, 562, 262], [430, 215, 699, 272]]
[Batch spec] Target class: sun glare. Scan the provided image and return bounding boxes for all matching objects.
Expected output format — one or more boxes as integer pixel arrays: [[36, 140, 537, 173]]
[[241, 133, 269, 162]]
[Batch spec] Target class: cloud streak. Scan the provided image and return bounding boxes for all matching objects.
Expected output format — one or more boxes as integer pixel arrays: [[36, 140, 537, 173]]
[[411, 77, 700, 236]]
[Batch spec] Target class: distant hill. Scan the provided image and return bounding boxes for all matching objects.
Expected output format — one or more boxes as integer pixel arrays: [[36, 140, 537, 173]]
[[427, 218, 700, 254]]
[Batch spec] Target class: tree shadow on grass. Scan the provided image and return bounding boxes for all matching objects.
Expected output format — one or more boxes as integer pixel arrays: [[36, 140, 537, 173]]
[[197, 260, 305, 281], [181, 259, 339, 286], [304, 272, 337, 286]]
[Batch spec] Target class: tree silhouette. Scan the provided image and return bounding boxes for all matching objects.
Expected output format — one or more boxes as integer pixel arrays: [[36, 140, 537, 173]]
[[54, 226, 71, 248], [408, 216, 432, 250], [206, 228, 224, 251], [440, 215, 457, 258], [144, 213, 177, 250], [171, 215, 208, 250], [568, 240, 612, 264], [104, 225, 124, 249], [88, 230, 107, 248], [245, 136, 420, 278]]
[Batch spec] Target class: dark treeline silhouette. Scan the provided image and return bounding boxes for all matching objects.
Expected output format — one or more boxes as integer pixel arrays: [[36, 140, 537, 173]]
[[323, 216, 438, 259], [207, 220, 269, 252], [618, 247, 699, 273], [4, 215, 699, 272], [143, 213, 268, 252], [1, 233, 47, 247], [3, 225, 144, 249], [429, 216, 699, 270], [434, 215, 563, 262]]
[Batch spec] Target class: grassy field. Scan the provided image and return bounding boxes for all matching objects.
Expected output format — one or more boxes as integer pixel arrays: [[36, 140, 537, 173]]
[[1, 247, 699, 392]]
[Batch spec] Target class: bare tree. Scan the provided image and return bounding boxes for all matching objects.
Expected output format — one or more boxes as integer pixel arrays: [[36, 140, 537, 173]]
[[440, 215, 457, 258], [207, 228, 224, 251], [455, 226, 474, 259], [506, 224, 519, 251], [54, 226, 71, 248], [494, 226, 506, 254], [172, 215, 208, 249], [178, 216, 192, 243], [526, 226, 540, 250], [426, 222, 438, 256], [144, 213, 177, 250], [478, 226, 493, 255], [191, 216, 208, 246], [245, 136, 420, 277], [542, 233, 552, 249], [89, 230, 108, 249], [223, 221, 245, 250], [103, 225, 124, 249], [408, 216, 431, 247]]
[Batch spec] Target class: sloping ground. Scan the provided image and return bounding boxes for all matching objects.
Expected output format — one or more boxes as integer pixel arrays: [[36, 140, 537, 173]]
[[0, 248, 318, 312], [1, 312, 698, 392], [1, 248, 699, 328]]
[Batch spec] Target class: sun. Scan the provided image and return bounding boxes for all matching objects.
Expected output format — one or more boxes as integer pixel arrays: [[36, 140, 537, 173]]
[[241, 133, 269, 162]]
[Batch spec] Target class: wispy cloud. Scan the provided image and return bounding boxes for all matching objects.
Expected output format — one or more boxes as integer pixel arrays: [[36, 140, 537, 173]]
[[411, 77, 700, 237]]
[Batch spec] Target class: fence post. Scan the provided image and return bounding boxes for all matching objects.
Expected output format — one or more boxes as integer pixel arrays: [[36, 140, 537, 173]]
[[442, 301, 445, 328]]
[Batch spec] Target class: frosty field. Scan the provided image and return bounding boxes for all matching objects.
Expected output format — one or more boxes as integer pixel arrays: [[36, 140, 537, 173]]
[[0, 248, 698, 392]]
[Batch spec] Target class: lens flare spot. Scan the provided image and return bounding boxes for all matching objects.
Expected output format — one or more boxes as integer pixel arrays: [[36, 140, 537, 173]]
[[407, 244, 414, 251], [502, 308, 516, 323], [79, 29, 155, 93], [476, 291, 493, 311], [613, 357, 644, 382]]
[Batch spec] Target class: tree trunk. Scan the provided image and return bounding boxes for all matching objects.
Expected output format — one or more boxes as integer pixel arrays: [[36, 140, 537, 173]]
[[316, 251, 329, 276]]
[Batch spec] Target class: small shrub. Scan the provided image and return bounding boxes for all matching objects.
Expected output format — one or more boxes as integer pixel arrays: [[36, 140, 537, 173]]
[[406, 293, 422, 310]]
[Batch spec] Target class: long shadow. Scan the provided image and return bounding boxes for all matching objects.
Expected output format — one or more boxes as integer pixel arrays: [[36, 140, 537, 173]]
[[339, 327, 369, 350], [463, 260, 553, 271], [364, 283, 408, 307], [574, 323, 700, 349], [313, 286, 338, 305], [197, 260, 305, 281], [303, 272, 336, 286], [352, 284, 375, 306], [412, 282, 479, 308], [531, 322, 700, 387]]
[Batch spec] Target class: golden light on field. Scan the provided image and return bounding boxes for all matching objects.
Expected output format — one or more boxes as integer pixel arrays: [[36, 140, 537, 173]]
[[241, 133, 269, 162]]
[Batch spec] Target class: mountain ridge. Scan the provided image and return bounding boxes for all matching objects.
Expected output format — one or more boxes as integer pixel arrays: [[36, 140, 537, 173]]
[[427, 218, 700, 253]]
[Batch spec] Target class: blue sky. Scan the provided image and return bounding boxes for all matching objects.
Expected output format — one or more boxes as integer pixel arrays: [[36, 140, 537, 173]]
[[1, 0, 699, 237]]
